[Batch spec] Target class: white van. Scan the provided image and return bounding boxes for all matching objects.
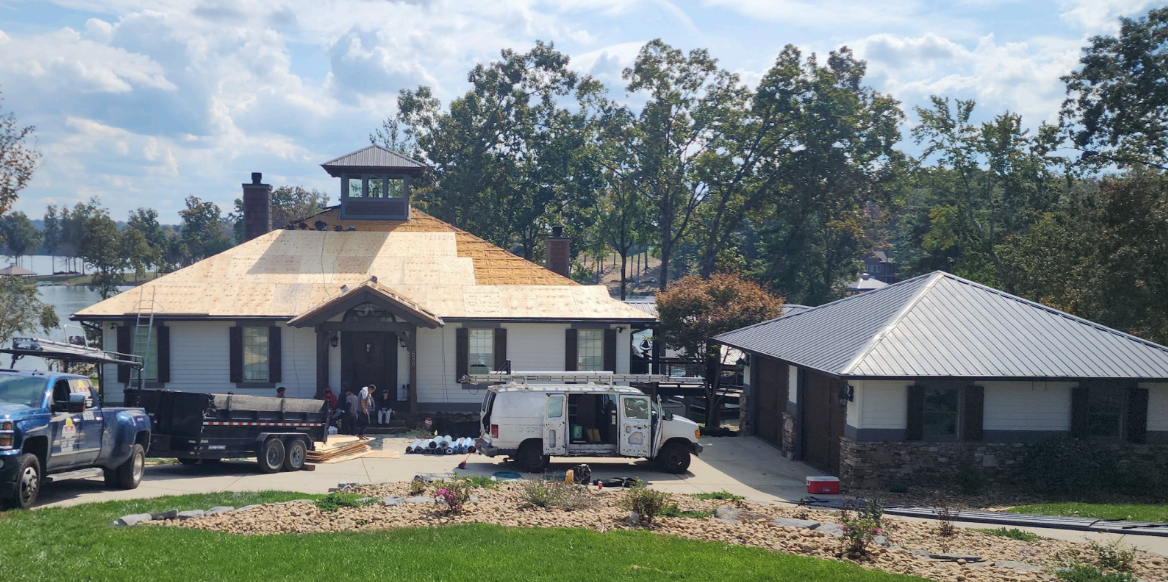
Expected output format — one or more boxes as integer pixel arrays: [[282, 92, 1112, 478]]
[[471, 374, 704, 474]]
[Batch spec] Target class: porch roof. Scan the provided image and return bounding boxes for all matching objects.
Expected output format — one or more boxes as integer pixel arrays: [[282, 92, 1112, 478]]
[[287, 279, 444, 329]]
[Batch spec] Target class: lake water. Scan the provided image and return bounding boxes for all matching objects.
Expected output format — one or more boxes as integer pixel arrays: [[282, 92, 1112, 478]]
[[3, 284, 130, 372], [2, 254, 136, 276]]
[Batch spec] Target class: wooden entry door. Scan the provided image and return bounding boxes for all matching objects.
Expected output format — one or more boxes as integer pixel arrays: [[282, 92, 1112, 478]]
[[754, 357, 788, 447], [342, 332, 398, 403], [802, 370, 846, 475]]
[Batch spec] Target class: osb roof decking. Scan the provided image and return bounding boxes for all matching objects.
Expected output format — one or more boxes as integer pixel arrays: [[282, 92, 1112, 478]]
[[76, 207, 652, 322]]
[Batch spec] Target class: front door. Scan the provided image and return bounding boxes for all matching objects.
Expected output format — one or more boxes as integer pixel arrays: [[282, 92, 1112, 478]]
[[343, 332, 397, 403], [619, 395, 651, 457], [543, 394, 567, 455]]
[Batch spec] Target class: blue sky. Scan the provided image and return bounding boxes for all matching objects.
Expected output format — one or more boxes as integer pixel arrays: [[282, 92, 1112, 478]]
[[0, 0, 1156, 223]]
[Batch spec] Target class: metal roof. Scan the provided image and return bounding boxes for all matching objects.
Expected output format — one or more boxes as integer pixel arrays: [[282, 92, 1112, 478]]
[[846, 274, 888, 292], [321, 145, 426, 176], [715, 271, 1168, 380]]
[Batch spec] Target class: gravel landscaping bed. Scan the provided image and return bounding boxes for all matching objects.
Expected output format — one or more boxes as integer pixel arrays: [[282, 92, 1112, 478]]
[[169, 482, 1167, 582]]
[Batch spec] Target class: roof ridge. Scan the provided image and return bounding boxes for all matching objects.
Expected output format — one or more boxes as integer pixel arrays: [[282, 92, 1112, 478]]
[[839, 271, 947, 376], [937, 272, 1168, 356]]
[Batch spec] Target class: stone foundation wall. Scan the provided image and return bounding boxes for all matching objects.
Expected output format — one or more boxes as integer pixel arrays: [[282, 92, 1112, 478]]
[[738, 391, 752, 436], [782, 412, 798, 460], [839, 437, 1168, 491]]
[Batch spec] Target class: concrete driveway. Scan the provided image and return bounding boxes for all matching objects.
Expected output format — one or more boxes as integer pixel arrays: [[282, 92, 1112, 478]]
[[35, 436, 824, 508]]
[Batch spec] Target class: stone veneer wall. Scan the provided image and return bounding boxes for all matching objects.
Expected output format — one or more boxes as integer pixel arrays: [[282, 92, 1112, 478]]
[[781, 412, 798, 460], [839, 437, 1168, 491]]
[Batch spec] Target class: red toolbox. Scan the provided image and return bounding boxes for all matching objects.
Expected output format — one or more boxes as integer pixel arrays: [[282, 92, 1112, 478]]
[[806, 476, 840, 494]]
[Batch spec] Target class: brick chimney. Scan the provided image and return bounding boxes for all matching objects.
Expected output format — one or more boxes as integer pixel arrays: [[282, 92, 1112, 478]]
[[546, 226, 570, 278], [242, 172, 271, 242]]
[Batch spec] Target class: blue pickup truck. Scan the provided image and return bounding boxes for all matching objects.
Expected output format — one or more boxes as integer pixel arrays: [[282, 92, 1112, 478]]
[[0, 370, 151, 509]]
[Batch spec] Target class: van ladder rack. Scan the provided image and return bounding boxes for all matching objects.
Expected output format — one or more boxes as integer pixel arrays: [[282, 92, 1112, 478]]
[[460, 372, 702, 386]]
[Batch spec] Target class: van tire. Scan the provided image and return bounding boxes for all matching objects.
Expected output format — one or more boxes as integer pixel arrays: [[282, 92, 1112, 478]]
[[515, 441, 548, 473], [657, 443, 691, 474], [258, 438, 285, 474]]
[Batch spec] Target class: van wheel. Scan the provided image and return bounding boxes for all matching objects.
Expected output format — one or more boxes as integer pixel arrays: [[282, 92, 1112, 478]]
[[515, 441, 548, 473], [657, 443, 691, 474], [283, 439, 307, 472], [3, 454, 41, 509], [113, 444, 146, 489], [258, 438, 285, 474]]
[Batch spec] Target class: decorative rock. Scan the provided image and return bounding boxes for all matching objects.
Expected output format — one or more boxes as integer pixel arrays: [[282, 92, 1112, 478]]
[[380, 496, 403, 506], [405, 496, 432, 504], [151, 510, 178, 521], [991, 561, 1041, 572], [355, 497, 375, 504], [177, 510, 205, 520], [815, 523, 844, 537], [468, 496, 480, 504], [236, 505, 262, 513], [113, 513, 153, 526], [335, 482, 358, 490], [927, 553, 982, 563], [773, 518, 820, 529], [205, 506, 234, 516], [714, 507, 740, 523], [872, 534, 890, 547]]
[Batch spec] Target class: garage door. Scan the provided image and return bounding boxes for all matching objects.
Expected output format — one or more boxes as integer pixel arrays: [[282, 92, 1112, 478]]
[[754, 357, 787, 447], [801, 369, 846, 475]]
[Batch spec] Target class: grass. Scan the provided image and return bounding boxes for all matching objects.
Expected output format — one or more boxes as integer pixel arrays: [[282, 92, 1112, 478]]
[[452, 473, 499, 489], [0, 491, 934, 582], [1008, 502, 1168, 523], [314, 491, 377, 512], [975, 527, 1043, 542], [689, 490, 744, 501], [659, 505, 716, 519]]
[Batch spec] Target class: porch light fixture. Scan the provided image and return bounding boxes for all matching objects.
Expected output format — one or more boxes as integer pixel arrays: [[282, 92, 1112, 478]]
[[329, 334, 339, 348], [838, 384, 854, 406], [398, 333, 408, 349]]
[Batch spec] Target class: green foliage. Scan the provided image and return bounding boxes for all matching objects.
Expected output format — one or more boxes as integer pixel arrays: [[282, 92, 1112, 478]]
[[0, 211, 41, 258], [0, 87, 40, 216], [178, 195, 232, 266], [408, 476, 427, 497], [976, 528, 1042, 542], [1056, 566, 1136, 582], [431, 480, 471, 514], [314, 492, 375, 513], [1009, 502, 1168, 523], [453, 474, 499, 490], [621, 483, 673, 525], [230, 185, 330, 239], [520, 479, 596, 511], [80, 209, 126, 299], [838, 509, 881, 558], [1088, 540, 1135, 573], [659, 504, 714, 518], [689, 490, 744, 501], [0, 275, 57, 345]]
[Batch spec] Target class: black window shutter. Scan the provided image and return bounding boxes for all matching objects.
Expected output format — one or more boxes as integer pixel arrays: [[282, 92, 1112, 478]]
[[565, 329, 578, 371], [157, 326, 170, 384], [229, 326, 243, 383], [1127, 386, 1149, 444], [493, 328, 508, 371], [268, 326, 282, 383], [456, 328, 468, 380], [603, 328, 617, 372], [116, 326, 131, 383], [1070, 385, 1090, 438], [906, 385, 924, 441], [962, 385, 984, 442]]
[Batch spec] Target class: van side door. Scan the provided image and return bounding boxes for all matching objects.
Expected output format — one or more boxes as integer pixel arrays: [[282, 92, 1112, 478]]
[[542, 394, 567, 456], [618, 395, 651, 458]]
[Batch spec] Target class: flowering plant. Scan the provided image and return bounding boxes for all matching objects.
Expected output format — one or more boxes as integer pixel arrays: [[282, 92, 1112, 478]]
[[432, 481, 470, 514]]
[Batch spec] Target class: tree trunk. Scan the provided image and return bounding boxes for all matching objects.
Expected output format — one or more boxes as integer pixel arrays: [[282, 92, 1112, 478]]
[[619, 252, 628, 300]]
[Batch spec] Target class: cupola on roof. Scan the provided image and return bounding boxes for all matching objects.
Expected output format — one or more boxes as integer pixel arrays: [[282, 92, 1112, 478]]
[[321, 145, 427, 178]]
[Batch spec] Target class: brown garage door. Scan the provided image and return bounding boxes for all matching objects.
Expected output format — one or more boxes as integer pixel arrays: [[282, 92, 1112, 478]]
[[754, 357, 787, 447], [802, 369, 846, 475]]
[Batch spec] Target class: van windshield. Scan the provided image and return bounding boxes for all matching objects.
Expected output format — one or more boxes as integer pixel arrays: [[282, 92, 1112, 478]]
[[0, 376, 47, 409]]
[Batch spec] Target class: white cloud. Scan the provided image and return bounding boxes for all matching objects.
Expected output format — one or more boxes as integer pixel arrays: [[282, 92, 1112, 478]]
[[0, 27, 175, 94], [1058, 0, 1155, 32]]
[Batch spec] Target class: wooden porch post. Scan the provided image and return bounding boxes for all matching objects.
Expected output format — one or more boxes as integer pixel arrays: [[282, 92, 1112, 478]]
[[408, 325, 418, 415]]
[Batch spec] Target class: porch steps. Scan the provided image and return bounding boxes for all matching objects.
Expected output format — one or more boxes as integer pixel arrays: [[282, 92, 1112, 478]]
[[365, 419, 409, 435]]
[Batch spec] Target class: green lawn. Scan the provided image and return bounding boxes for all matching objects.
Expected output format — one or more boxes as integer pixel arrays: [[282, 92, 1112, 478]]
[[1008, 502, 1168, 523], [0, 491, 932, 582]]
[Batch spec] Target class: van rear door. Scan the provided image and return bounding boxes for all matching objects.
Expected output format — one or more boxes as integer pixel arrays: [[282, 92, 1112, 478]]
[[618, 395, 651, 457], [542, 394, 567, 455]]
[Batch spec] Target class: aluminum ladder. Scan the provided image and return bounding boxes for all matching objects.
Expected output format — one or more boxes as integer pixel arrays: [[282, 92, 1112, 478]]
[[129, 286, 157, 389]]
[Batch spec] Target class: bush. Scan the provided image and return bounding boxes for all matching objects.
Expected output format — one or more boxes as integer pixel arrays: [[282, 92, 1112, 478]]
[[621, 484, 673, 525], [521, 479, 596, 511], [838, 506, 882, 559], [432, 480, 471, 515], [315, 492, 375, 513], [690, 490, 744, 501], [1056, 566, 1136, 582], [408, 476, 427, 497], [977, 527, 1041, 542], [1090, 540, 1135, 573], [454, 473, 498, 490], [659, 504, 715, 518], [934, 503, 958, 538]]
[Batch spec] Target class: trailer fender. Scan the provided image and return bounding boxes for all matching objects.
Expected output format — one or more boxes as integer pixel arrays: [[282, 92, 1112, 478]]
[[254, 432, 311, 451]]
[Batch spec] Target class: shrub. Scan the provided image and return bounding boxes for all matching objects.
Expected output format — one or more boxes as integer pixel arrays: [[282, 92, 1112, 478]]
[[432, 480, 471, 515], [454, 473, 498, 490], [408, 476, 427, 497], [315, 492, 375, 513], [934, 503, 958, 537], [659, 504, 715, 519], [838, 508, 882, 559], [521, 479, 596, 511], [1056, 566, 1136, 582], [977, 527, 1041, 542], [690, 490, 744, 501], [621, 484, 673, 525], [1090, 540, 1135, 573]]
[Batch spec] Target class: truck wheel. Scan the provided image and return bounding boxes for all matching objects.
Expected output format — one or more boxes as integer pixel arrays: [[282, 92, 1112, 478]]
[[114, 444, 146, 489], [515, 441, 549, 473], [283, 439, 307, 472], [657, 443, 691, 474], [3, 454, 41, 509], [258, 438, 285, 474]]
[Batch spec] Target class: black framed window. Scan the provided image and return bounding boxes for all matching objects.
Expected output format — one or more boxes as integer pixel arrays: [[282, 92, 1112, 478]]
[[468, 329, 494, 374], [1087, 388, 1123, 438], [922, 386, 960, 441]]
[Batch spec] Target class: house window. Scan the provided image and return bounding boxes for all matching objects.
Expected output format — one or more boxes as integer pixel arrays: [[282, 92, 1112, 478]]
[[366, 176, 385, 198], [1087, 388, 1123, 438], [577, 329, 604, 371], [242, 327, 270, 382], [922, 386, 959, 441], [468, 329, 494, 374], [133, 332, 159, 382], [347, 177, 363, 198]]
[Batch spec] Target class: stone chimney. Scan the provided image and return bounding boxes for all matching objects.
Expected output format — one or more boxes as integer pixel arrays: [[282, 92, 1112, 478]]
[[546, 226, 570, 278], [242, 172, 271, 242]]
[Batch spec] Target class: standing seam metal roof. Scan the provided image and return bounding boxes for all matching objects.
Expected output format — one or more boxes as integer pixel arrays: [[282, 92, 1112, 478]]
[[714, 271, 1168, 379], [321, 145, 427, 169]]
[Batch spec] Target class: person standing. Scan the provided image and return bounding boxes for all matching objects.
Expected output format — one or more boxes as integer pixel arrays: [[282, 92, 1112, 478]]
[[375, 385, 393, 426], [344, 387, 360, 436], [355, 385, 372, 439]]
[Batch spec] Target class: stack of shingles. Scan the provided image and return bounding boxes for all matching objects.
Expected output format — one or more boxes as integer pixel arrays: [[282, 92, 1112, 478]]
[[306, 436, 372, 464]]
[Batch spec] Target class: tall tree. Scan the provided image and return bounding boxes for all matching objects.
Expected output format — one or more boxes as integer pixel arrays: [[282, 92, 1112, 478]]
[[230, 185, 330, 240], [1062, 8, 1168, 170], [80, 210, 125, 299], [1, 211, 42, 265], [42, 205, 60, 272], [0, 87, 40, 216], [125, 208, 166, 272], [178, 195, 232, 265], [0, 275, 57, 346]]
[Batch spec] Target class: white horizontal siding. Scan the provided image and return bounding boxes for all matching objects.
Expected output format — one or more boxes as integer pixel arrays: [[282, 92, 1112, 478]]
[[278, 326, 317, 399], [506, 323, 568, 371], [416, 325, 469, 404], [161, 321, 232, 393], [1141, 382, 1168, 432], [983, 381, 1073, 431], [856, 380, 908, 430]]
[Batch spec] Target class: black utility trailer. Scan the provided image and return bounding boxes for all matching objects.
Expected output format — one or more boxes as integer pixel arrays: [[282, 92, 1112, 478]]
[[126, 389, 328, 473]]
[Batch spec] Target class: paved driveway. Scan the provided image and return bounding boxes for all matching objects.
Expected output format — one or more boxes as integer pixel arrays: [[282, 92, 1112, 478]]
[[35, 436, 824, 508]]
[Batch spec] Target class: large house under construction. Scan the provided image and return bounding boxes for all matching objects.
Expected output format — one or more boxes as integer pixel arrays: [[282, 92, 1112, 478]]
[[74, 146, 653, 412]]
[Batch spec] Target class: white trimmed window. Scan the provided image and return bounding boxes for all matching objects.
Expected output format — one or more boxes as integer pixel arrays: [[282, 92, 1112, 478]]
[[577, 329, 604, 371], [468, 329, 494, 374], [242, 327, 270, 382]]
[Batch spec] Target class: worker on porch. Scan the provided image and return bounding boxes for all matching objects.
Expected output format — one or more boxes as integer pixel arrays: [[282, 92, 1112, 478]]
[[375, 385, 393, 426]]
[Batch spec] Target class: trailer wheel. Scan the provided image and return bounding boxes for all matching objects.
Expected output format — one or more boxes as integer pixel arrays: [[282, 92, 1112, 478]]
[[283, 438, 307, 472], [2, 454, 41, 509], [113, 444, 146, 489], [514, 441, 549, 473], [258, 438, 285, 474]]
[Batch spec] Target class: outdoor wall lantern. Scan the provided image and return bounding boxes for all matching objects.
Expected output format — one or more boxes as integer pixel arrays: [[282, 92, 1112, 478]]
[[616, 326, 625, 333], [398, 333, 408, 349], [329, 334, 339, 349], [838, 384, 855, 406]]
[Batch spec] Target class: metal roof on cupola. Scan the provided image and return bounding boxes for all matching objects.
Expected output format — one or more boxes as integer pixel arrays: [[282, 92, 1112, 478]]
[[321, 145, 427, 178]]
